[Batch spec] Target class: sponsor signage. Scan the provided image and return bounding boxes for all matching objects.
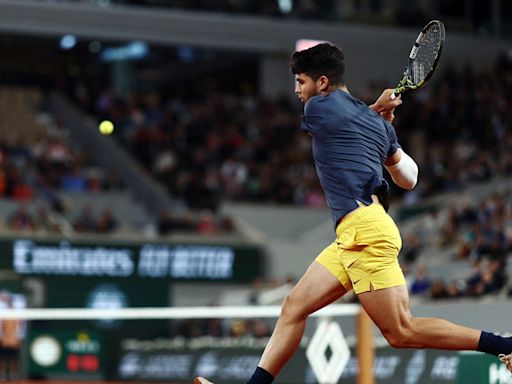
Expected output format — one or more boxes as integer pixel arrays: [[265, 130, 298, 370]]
[[113, 336, 461, 383], [25, 331, 493, 383], [0, 237, 262, 282], [27, 331, 103, 380], [456, 352, 512, 384]]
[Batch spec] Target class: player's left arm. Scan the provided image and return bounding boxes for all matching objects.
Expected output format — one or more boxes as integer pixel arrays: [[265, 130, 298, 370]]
[[369, 89, 402, 123], [385, 148, 418, 190]]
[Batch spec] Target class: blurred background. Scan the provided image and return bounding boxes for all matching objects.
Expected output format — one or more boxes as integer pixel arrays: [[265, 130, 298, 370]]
[[0, 0, 511, 383]]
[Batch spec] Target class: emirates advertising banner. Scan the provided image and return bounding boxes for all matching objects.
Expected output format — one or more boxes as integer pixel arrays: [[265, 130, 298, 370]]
[[8, 238, 263, 283]]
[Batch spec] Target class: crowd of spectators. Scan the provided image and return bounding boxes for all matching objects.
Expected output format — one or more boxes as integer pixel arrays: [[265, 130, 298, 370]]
[[0, 87, 238, 236], [0, 137, 123, 202], [0, 88, 121, 203], [63, 51, 512, 215], [0, 87, 133, 234], [66, 76, 323, 210], [385, 50, 512, 205], [405, 189, 512, 300], [175, 316, 271, 339]]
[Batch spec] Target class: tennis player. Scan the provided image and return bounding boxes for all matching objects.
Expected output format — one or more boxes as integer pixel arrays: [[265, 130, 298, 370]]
[[195, 43, 512, 384]]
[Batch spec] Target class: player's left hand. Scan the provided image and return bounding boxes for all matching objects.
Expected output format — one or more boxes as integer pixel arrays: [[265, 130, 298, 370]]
[[370, 89, 402, 115]]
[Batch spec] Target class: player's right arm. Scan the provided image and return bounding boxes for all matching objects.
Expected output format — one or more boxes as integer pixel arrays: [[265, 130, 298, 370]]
[[385, 148, 418, 190], [384, 119, 418, 190]]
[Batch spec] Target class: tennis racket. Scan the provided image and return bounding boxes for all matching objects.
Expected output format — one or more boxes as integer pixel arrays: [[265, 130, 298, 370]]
[[391, 20, 445, 99]]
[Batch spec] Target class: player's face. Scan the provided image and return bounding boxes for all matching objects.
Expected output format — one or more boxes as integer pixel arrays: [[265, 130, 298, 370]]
[[295, 73, 320, 104]]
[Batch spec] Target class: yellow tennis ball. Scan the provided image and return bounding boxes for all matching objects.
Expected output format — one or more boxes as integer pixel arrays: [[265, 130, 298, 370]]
[[99, 120, 114, 135]]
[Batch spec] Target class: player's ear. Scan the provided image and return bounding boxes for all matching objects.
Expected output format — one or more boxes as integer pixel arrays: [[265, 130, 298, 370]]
[[317, 75, 329, 92]]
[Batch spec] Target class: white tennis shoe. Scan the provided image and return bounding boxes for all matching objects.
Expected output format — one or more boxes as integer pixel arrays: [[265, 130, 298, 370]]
[[499, 353, 512, 372], [194, 377, 214, 384]]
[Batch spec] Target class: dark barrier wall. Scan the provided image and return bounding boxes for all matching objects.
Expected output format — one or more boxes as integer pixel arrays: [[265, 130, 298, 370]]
[[26, 330, 464, 383]]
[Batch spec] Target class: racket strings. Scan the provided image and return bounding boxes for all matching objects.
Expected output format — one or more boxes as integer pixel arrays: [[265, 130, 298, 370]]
[[409, 25, 442, 84]]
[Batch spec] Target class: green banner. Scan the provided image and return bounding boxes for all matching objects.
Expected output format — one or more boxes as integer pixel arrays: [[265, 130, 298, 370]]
[[456, 351, 512, 384], [0, 236, 263, 283], [44, 277, 170, 308]]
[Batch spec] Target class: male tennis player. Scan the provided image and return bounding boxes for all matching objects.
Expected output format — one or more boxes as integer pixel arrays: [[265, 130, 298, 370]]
[[195, 43, 512, 384]]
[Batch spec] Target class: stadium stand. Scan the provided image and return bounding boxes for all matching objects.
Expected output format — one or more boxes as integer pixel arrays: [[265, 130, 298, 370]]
[[0, 86, 155, 235], [56, 51, 512, 210], [0, 2, 511, 383]]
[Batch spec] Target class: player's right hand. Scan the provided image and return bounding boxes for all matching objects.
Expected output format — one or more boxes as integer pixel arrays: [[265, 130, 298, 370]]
[[371, 89, 402, 115]]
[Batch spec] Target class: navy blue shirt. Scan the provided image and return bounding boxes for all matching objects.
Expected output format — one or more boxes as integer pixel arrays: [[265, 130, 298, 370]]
[[300, 89, 400, 227]]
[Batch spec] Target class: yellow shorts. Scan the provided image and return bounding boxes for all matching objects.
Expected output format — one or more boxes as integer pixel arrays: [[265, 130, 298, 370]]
[[315, 202, 405, 294]]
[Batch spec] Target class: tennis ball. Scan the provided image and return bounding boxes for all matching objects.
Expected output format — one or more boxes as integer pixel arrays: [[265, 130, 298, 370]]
[[99, 120, 114, 135]]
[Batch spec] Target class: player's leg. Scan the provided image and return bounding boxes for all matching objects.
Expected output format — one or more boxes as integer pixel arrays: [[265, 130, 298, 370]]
[[358, 284, 512, 372], [358, 285, 480, 350], [351, 203, 512, 363], [195, 241, 352, 384], [256, 259, 349, 378]]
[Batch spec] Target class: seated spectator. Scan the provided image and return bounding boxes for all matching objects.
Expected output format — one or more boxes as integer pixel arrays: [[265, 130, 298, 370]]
[[410, 265, 431, 296], [73, 204, 97, 233], [157, 209, 197, 235], [429, 279, 448, 299], [401, 234, 423, 264], [8, 205, 35, 231], [95, 207, 118, 233], [157, 209, 177, 236], [196, 210, 219, 235], [61, 166, 87, 192], [445, 281, 462, 299]]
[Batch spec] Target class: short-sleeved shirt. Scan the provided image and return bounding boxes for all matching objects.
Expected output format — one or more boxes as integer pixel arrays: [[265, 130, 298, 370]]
[[300, 89, 400, 228]]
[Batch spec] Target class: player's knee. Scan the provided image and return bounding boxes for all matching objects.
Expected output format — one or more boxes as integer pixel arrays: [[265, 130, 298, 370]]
[[383, 327, 415, 349], [384, 333, 406, 349], [281, 294, 307, 322]]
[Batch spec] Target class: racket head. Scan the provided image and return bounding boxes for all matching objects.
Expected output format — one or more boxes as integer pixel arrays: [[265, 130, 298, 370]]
[[394, 20, 445, 96]]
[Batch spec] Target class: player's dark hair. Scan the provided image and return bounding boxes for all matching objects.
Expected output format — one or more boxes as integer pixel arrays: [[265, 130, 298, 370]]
[[290, 43, 345, 85]]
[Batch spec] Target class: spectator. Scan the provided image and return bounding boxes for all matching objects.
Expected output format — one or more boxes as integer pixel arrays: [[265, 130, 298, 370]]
[[0, 292, 22, 381], [95, 207, 118, 233], [157, 209, 178, 236], [73, 204, 97, 233], [157, 209, 196, 235], [8, 204, 35, 231], [410, 265, 431, 296], [196, 211, 220, 235]]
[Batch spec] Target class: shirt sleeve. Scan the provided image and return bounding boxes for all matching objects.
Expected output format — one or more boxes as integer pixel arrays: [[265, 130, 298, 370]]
[[385, 120, 401, 156], [300, 95, 324, 135]]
